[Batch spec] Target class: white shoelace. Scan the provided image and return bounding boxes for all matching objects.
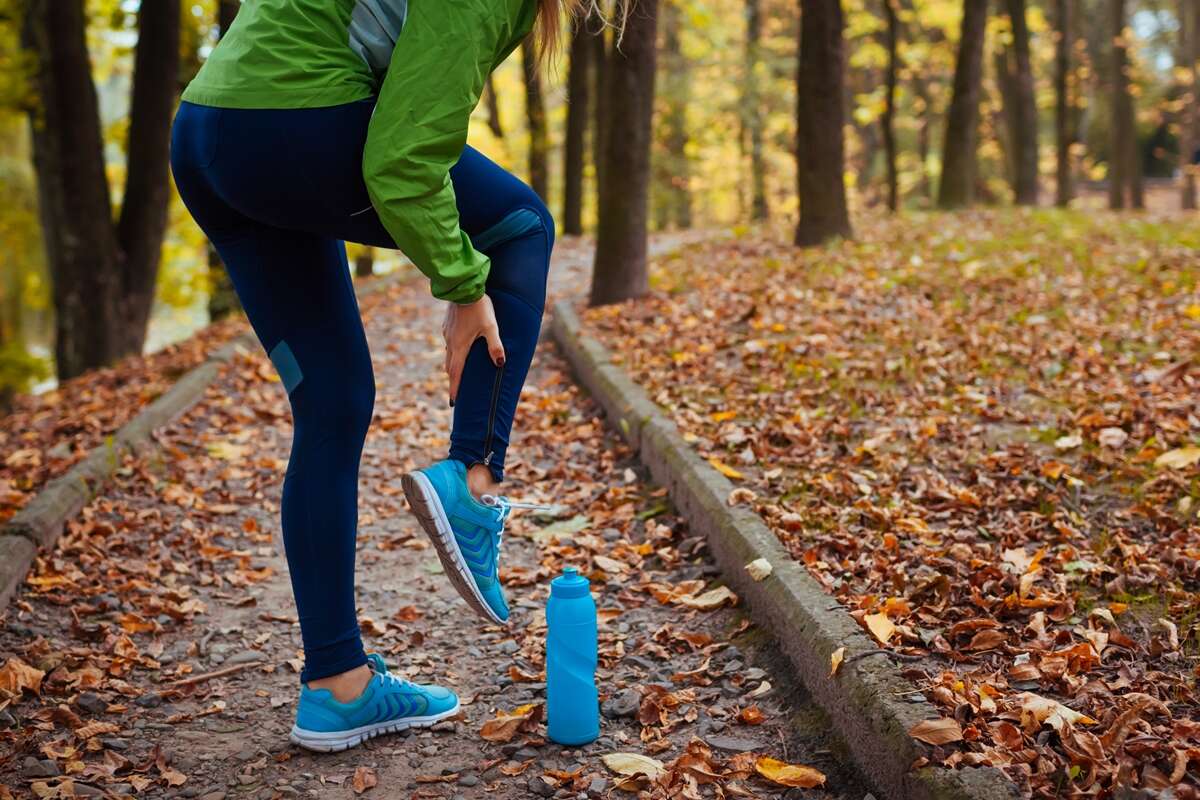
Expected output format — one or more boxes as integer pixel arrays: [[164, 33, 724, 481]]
[[478, 495, 556, 569]]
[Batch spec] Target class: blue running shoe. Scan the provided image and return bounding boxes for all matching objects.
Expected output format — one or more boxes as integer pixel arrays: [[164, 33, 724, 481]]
[[289, 654, 459, 752], [403, 459, 549, 624]]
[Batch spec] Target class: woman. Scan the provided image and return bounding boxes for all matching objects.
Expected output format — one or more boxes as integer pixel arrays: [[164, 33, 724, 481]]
[[171, 0, 572, 752]]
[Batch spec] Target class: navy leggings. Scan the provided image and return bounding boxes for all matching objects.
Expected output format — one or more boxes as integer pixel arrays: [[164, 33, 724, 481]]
[[170, 100, 554, 682]]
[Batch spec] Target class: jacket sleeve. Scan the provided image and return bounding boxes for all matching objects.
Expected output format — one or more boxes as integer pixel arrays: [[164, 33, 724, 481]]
[[362, 0, 507, 304]]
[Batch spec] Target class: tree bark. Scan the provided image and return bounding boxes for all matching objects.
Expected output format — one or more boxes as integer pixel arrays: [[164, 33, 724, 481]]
[[745, 0, 769, 220], [355, 247, 375, 278], [1002, 0, 1038, 204], [116, 0, 182, 355], [23, 0, 123, 380], [795, 0, 853, 245], [590, 10, 611, 205], [522, 40, 549, 201], [938, 0, 988, 208], [484, 75, 505, 140], [1180, 0, 1197, 209], [562, 16, 590, 236], [590, 0, 659, 306], [882, 0, 900, 211], [657, 0, 691, 229], [1054, 0, 1074, 206], [1109, 0, 1138, 208]]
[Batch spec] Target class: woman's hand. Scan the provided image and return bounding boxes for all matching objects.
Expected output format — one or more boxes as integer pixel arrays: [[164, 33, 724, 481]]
[[443, 295, 505, 406]]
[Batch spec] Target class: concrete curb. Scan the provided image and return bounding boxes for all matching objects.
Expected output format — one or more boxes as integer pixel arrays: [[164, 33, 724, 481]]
[[549, 301, 1019, 800], [0, 271, 408, 613]]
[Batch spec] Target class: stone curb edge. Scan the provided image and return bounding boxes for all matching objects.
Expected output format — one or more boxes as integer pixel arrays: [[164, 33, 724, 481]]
[[549, 301, 1019, 800], [0, 270, 410, 614]]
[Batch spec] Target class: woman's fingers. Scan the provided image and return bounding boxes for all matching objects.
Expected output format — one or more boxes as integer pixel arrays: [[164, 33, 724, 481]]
[[447, 344, 467, 405], [485, 323, 505, 367]]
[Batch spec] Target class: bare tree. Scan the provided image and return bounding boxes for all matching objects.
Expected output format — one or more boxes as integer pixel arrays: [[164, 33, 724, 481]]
[[522, 40, 548, 200], [882, 0, 900, 211], [938, 0, 987, 208], [795, 0, 853, 244], [562, 15, 591, 235], [590, 0, 659, 306], [744, 0, 769, 220], [1109, 0, 1142, 208], [1054, 0, 1074, 206], [23, 0, 181, 379], [999, 0, 1038, 204], [1181, 0, 1197, 209]]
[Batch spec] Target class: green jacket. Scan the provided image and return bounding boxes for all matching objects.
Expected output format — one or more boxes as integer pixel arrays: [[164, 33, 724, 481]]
[[182, 0, 536, 304]]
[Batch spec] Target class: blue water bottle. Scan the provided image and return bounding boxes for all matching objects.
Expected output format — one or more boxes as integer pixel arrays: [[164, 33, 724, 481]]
[[546, 567, 599, 746]]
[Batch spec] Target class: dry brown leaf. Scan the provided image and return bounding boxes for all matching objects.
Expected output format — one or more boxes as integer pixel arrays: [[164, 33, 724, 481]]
[[601, 752, 665, 780], [0, 657, 45, 696], [676, 586, 738, 611], [744, 558, 772, 581], [479, 703, 543, 743], [352, 765, 378, 794], [909, 717, 964, 745]]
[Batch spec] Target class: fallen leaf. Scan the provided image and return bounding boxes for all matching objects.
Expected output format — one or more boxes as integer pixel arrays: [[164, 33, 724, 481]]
[[677, 586, 738, 610], [909, 717, 964, 745], [1155, 446, 1200, 469], [0, 658, 45, 696], [708, 457, 745, 480], [738, 705, 767, 725], [744, 558, 772, 581], [480, 703, 543, 743], [601, 752, 665, 780], [753, 756, 826, 788], [830, 646, 845, 676], [1017, 693, 1097, 732], [1097, 427, 1128, 448], [352, 765, 378, 794], [863, 612, 896, 644], [1054, 433, 1082, 451]]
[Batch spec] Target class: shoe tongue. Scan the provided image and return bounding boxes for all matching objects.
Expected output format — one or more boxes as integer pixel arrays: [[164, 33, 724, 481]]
[[366, 653, 388, 674]]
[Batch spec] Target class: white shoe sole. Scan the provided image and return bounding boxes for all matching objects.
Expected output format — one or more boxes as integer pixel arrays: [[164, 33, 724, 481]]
[[402, 470, 507, 625], [289, 700, 461, 752]]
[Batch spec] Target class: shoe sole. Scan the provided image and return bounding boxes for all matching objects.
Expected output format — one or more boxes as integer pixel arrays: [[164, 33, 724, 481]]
[[289, 700, 461, 753], [402, 471, 507, 625]]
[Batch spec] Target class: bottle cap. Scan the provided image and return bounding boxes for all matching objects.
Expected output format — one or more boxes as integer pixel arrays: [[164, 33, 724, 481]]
[[550, 566, 590, 599]]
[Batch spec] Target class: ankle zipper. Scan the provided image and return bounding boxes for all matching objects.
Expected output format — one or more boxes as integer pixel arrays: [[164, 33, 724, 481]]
[[481, 362, 505, 466]]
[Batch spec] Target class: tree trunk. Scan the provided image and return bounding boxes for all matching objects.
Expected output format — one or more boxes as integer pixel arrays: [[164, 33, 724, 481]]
[[914, 75, 933, 201], [522, 40, 549, 201], [115, 0, 182, 355], [355, 248, 375, 278], [1109, 0, 1137, 208], [590, 0, 659, 306], [1180, 0, 1197, 209], [938, 0, 988, 208], [590, 10, 611, 205], [658, 0, 691, 229], [23, 0, 123, 380], [882, 0, 900, 211], [795, 0, 853, 245], [562, 16, 590, 236], [1054, 0, 1073, 206], [745, 0, 769, 220], [484, 75, 505, 140], [206, 0, 242, 323], [1002, 0, 1038, 204]]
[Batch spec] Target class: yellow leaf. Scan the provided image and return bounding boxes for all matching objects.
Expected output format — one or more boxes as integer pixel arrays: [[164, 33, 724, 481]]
[[863, 612, 896, 644], [708, 457, 745, 480], [710, 410, 737, 422], [1183, 303, 1200, 320], [909, 717, 964, 745], [1155, 446, 1200, 469], [601, 752, 665, 780], [753, 756, 826, 788], [830, 646, 845, 676]]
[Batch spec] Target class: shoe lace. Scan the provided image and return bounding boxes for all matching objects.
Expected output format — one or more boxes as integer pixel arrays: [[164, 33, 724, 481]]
[[478, 495, 556, 571], [377, 667, 414, 692]]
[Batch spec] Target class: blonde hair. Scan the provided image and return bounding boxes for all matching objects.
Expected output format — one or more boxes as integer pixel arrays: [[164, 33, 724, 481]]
[[534, 0, 625, 66]]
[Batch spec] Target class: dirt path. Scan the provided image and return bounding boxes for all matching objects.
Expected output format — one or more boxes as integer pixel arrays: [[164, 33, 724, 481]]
[[1, 238, 868, 799]]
